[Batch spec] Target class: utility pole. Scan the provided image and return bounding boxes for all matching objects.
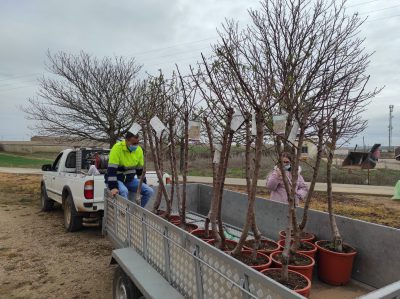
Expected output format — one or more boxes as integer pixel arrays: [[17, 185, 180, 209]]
[[389, 105, 394, 152]]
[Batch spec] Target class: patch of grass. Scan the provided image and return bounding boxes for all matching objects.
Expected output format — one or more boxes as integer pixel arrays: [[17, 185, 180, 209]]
[[0, 174, 41, 206], [0, 152, 53, 168]]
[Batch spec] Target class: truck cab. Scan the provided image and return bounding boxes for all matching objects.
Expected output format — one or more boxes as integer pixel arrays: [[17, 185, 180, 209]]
[[41, 148, 170, 232]]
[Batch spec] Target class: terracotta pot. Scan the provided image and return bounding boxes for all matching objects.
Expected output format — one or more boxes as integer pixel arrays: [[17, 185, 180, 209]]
[[191, 229, 215, 241], [270, 251, 315, 281], [155, 209, 166, 216], [174, 222, 198, 232], [261, 268, 312, 298], [168, 215, 181, 224], [238, 250, 272, 271], [315, 240, 357, 286], [279, 230, 316, 243], [243, 239, 280, 256], [277, 240, 317, 259], [207, 239, 238, 251]]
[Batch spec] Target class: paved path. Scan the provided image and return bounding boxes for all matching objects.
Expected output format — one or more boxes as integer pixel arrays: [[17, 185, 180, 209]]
[[0, 167, 43, 175], [0, 167, 394, 196], [185, 176, 395, 196]]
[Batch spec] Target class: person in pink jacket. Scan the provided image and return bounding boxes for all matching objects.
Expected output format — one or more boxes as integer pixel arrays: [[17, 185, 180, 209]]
[[266, 152, 308, 204]]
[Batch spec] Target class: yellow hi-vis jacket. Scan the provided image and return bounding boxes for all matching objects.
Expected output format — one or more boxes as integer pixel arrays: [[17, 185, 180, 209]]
[[106, 140, 144, 189]]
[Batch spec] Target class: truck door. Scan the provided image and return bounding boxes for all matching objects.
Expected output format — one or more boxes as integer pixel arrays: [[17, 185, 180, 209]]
[[45, 152, 63, 201], [53, 151, 77, 202]]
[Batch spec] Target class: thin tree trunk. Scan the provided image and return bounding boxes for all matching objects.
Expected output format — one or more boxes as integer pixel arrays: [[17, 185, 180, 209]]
[[147, 125, 171, 216], [204, 117, 216, 235], [327, 119, 343, 252], [216, 130, 234, 245], [299, 122, 324, 230], [232, 112, 263, 256], [168, 120, 181, 220], [135, 126, 148, 205], [210, 109, 234, 247], [181, 112, 189, 224]]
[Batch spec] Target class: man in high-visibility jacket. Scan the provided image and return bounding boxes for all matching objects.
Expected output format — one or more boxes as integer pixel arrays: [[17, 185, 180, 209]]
[[106, 131, 154, 207]]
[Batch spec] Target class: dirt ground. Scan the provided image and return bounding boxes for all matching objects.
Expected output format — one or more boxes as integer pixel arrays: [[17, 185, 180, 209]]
[[0, 174, 113, 299]]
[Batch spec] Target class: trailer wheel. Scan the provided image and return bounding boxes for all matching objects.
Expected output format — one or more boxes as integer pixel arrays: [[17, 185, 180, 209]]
[[64, 193, 82, 232], [40, 184, 54, 212], [113, 266, 142, 299]]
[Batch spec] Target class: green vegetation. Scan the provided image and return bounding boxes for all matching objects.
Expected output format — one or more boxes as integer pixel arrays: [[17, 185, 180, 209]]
[[0, 152, 54, 169]]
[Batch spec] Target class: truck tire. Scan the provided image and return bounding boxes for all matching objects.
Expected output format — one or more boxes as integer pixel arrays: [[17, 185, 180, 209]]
[[40, 184, 54, 212], [113, 266, 143, 299], [64, 193, 82, 232]]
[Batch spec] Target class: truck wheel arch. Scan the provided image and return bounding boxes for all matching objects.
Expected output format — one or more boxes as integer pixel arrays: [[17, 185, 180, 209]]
[[62, 186, 72, 206]]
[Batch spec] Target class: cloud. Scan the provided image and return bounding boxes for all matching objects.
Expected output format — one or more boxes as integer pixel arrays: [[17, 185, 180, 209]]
[[0, 0, 399, 144]]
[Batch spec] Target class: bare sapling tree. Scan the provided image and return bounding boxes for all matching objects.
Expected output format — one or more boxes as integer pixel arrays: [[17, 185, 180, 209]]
[[174, 68, 198, 227], [142, 74, 173, 217], [23, 51, 145, 147], [324, 75, 379, 252], [204, 23, 281, 257], [192, 58, 238, 248], [234, 0, 382, 280]]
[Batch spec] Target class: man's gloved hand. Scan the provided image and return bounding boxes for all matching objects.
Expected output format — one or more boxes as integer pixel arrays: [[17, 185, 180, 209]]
[[111, 188, 119, 197]]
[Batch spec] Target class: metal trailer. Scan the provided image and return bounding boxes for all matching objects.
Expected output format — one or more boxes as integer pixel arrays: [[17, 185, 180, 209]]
[[102, 191, 304, 299]]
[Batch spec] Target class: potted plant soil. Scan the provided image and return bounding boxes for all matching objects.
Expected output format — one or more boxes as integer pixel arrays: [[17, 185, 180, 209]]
[[279, 230, 316, 243], [207, 239, 238, 251], [233, 250, 271, 272], [243, 238, 280, 256], [168, 215, 181, 224], [270, 251, 315, 281], [175, 222, 198, 232], [277, 240, 317, 259], [261, 268, 311, 298], [191, 229, 215, 241]]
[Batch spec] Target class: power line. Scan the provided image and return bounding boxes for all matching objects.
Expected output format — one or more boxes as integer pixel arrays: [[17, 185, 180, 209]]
[[0, 73, 39, 82], [0, 84, 38, 93], [0, 79, 38, 89], [131, 37, 217, 57], [366, 13, 400, 22], [347, 0, 382, 8], [358, 3, 400, 15]]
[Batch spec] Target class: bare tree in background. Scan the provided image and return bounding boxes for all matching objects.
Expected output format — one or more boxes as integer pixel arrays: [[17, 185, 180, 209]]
[[23, 51, 145, 147]]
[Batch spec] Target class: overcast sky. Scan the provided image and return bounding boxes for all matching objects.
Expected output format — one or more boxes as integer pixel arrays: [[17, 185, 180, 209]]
[[0, 0, 399, 147]]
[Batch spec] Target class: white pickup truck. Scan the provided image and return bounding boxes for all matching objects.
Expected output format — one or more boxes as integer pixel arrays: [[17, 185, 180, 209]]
[[40, 148, 168, 232]]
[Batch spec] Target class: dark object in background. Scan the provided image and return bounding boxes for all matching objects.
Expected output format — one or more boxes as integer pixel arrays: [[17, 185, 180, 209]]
[[342, 144, 381, 170], [395, 147, 400, 161]]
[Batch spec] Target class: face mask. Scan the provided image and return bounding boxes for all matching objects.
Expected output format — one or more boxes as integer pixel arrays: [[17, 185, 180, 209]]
[[129, 145, 138, 152], [284, 164, 291, 171]]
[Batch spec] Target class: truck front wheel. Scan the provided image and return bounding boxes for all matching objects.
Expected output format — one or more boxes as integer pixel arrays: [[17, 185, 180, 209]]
[[64, 193, 82, 232], [113, 266, 142, 299], [40, 184, 54, 212]]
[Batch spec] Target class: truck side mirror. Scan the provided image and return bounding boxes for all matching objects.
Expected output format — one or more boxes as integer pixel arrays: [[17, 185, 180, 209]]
[[42, 164, 53, 171]]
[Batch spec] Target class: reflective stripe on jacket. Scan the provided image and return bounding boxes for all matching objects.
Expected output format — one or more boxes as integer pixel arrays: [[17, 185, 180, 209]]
[[106, 140, 144, 189]]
